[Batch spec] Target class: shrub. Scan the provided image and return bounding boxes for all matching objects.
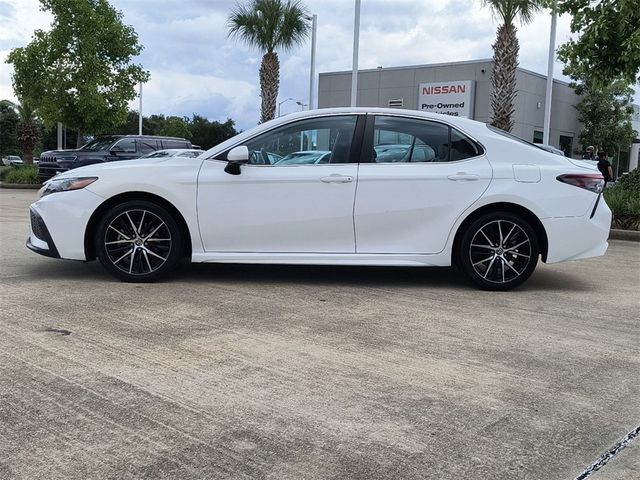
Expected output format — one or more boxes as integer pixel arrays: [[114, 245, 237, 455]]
[[617, 168, 640, 194], [604, 185, 640, 230], [2, 165, 40, 184], [0, 166, 11, 181]]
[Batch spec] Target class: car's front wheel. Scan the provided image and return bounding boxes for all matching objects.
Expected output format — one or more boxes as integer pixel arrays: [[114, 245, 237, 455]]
[[459, 212, 539, 291], [96, 200, 183, 282]]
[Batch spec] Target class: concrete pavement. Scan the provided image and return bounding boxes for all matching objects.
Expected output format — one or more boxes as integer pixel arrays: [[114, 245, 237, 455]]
[[1, 189, 638, 479]]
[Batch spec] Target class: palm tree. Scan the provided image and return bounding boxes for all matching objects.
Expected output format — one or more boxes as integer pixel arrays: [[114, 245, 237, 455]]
[[228, 0, 309, 123], [0, 99, 40, 165], [483, 0, 543, 132]]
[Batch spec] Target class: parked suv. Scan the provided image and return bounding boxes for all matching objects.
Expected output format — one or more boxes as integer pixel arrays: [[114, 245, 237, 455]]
[[37, 135, 192, 182]]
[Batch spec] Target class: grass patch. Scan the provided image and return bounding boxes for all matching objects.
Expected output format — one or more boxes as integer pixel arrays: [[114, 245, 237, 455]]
[[1, 165, 40, 184]]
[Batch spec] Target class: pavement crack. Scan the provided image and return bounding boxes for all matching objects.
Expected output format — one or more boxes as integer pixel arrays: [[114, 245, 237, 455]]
[[575, 424, 640, 480]]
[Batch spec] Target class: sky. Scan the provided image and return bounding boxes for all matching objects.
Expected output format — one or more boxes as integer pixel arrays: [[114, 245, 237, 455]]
[[1, 0, 637, 130]]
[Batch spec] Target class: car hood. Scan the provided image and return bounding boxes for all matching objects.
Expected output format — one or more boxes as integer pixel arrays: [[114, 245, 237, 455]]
[[41, 149, 81, 158], [49, 156, 202, 182]]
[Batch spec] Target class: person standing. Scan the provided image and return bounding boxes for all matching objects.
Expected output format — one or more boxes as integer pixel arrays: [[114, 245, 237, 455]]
[[597, 151, 613, 184], [582, 146, 595, 160]]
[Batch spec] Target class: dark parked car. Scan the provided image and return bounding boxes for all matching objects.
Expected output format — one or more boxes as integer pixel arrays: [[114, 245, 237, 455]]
[[37, 135, 192, 182]]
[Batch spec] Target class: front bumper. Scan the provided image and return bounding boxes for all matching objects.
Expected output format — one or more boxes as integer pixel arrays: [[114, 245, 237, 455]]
[[27, 188, 105, 260], [26, 209, 60, 258], [37, 162, 72, 181]]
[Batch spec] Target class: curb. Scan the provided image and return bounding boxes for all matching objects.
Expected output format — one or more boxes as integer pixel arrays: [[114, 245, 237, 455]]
[[609, 229, 640, 242], [0, 182, 42, 190]]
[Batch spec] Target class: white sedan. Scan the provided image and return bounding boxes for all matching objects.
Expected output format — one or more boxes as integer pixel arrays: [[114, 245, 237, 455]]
[[27, 108, 610, 290]]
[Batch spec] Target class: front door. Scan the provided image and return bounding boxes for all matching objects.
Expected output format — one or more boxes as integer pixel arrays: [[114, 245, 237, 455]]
[[197, 115, 362, 253], [354, 115, 492, 254]]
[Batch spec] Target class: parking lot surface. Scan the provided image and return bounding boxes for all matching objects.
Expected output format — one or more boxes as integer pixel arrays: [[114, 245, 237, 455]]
[[1, 189, 639, 479]]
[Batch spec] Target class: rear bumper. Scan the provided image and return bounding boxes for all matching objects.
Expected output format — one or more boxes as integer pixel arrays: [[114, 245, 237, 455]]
[[542, 197, 612, 263]]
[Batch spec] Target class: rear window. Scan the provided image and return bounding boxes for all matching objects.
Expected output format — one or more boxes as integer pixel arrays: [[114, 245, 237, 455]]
[[487, 125, 548, 153]]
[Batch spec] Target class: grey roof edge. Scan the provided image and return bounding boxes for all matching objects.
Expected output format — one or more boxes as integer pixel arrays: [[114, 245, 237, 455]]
[[319, 58, 573, 87]]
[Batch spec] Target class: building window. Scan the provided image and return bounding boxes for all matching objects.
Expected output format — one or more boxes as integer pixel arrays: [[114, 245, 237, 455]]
[[533, 131, 543, 144], [559, 135, 573, 158]]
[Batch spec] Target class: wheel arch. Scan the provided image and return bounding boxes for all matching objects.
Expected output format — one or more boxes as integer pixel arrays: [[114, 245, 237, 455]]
[[84, 191, 192, 261], [451, 202, 549, 265]]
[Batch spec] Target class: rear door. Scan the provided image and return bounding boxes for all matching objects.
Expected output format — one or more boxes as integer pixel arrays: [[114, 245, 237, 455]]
[[354, 115, 492, 254]]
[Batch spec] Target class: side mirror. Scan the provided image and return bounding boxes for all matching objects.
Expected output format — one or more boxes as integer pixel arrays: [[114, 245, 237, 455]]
[[227, 145, 249, 162], [224, 146, 249, 175]]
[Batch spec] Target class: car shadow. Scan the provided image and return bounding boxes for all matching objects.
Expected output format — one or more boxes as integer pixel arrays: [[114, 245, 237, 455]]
[[175, 262, 593, 293], [19, 259, 593, 293]]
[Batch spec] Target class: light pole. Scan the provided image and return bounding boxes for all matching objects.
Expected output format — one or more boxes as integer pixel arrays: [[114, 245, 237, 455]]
[[306, 14, 318, 110], [351, 0, 361, 107], [138, 81, 143, 135], [543, 3, 557, 146], [296, 101, 308, 110], [278, 97, 294, 117]]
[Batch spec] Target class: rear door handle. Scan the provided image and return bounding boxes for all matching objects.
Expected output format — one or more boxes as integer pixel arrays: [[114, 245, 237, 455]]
[[447, 172, 480, 181], [321, 174, 354, 183]]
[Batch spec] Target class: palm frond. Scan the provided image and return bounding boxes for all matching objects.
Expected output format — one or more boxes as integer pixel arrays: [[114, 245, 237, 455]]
[[482, 0, 543, 26], [228, 0, 309, 53]]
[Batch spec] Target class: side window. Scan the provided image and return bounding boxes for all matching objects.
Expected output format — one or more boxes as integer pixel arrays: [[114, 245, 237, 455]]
[[113, 138, 136, 153], [241, 116, 358, 166], [137, 140, 158, 154], [163, 140, 189, 149], [450, 128, 481, 161], [372, 116, 481, 163]]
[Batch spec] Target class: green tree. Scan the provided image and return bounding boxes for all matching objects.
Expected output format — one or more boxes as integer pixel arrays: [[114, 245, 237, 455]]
[[228, 0, 309, 123], [0, 101, 20, 157], [0, 99, 41, 165], [160, 116, 192, 139], [6, 0, 149, 148], [189, 115, 238, 149], [550, 0, 640, 84], [482, 0, 543, 132], [575, 79, 636, 157]]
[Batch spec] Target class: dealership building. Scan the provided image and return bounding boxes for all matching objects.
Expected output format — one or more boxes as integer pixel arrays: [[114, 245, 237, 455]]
[[318, 59, 640, 172]]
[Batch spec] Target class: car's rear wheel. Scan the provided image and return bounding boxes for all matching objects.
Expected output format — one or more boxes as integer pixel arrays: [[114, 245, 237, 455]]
[[96, 200, 183, 282], [459, 212, 539, 291]]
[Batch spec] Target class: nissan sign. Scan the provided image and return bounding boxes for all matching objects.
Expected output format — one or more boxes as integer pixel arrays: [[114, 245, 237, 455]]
[[418, 81, 474, 118]]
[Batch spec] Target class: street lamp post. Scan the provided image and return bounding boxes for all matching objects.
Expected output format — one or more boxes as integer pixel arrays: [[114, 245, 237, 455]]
[[306, 14, 318, 110], [277, 97, 294, 117], [543, 3, 557, 146], [138, 81, 143, 135], [351, 0, 361, 107], [296, 101, 308, 110]]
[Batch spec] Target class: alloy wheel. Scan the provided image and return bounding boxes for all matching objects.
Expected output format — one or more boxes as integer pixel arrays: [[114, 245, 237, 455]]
[[468, 220, 532, 285], [103, 209, 172, 276]]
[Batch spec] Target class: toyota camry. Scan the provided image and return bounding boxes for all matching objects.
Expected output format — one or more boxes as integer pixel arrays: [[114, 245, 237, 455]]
[[27, 108, 610, 290]]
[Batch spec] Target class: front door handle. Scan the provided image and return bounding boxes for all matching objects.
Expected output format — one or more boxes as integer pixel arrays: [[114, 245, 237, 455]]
[[447, 172, 480, 181], [321, 174, 354, 183]]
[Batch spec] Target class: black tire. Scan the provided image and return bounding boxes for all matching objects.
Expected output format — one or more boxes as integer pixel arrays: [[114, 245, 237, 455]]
[[458, 212, 539, 291], [95, 200, 184, 282]]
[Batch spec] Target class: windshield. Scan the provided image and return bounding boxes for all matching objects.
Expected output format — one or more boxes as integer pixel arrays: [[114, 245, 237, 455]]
[[80, 136, 121, 151]]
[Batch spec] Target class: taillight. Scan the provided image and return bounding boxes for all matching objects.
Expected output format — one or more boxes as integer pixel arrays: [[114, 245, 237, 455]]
[[556, 174, 605, 193]]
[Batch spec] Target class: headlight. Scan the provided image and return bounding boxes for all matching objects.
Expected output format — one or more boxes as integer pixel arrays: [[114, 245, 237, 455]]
[[41, 177, 98, 197]]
